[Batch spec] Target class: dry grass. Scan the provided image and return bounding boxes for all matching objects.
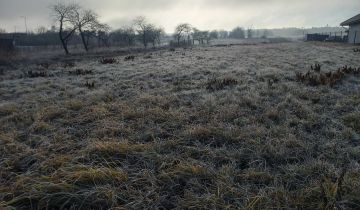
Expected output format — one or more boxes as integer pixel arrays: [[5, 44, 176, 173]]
[[1, 42, 360, 209], [206, 77, 238, 91]]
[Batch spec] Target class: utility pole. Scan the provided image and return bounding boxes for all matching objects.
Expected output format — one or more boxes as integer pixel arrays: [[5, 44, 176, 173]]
[[20, 16, 28, 34]]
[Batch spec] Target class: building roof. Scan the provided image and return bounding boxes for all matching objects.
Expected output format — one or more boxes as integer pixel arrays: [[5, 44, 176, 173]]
[[341, 14, 360, 26]]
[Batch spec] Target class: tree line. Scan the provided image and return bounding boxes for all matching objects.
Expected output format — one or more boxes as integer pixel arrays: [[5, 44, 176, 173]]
[[0, 2, 275, 54]]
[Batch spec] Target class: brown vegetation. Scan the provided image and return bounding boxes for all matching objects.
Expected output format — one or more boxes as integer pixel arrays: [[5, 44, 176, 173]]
[[296, 64, 360, 87], [68, 68, 93, 75], [99, 57, 117, 64], [206, 77, 238, 91], [85, 81, 95, 89], [124, 55, 135, 61], [26, 70, 49, 78], [1, 42, 360, 209]]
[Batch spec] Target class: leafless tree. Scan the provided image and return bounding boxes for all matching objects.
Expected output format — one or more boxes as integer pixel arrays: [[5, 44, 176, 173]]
[[0, 28, 6, 34], [70, 8, 99, 51], [133, 16, 152, 48], [209, 30, 219, 39], [95, 23, 111, 47], [261, 29, 272, 38], [229, 27, 245, 39], [50, 2, 78, 54], [148, 26, 164, 47], [36, 26, 47, 34], [81, 21, 110, 48], [218, 30, 229, 39], [132, 17, 163, 48], [110, 26, 136, 46], [247, 27, 253, 39], [174, 23, 192, 45], [192, 28, 210, 45]]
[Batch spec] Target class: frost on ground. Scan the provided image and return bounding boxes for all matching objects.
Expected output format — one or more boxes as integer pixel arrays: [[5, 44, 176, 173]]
[[0, 42, 360, 209]]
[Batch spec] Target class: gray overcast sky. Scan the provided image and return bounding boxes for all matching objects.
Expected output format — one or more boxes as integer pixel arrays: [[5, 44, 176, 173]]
[[0, 0, 359, 33]]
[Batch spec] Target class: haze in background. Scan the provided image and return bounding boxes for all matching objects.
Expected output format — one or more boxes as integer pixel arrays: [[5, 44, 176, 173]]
[[0, 0, 359, 33]]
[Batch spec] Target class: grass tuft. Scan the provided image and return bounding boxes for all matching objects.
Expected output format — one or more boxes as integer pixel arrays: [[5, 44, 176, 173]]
[[206, 77, 238, 91]]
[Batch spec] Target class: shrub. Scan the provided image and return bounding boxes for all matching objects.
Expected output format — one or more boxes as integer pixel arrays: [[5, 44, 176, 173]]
[[27, 70, 48, 78], [206, 77, 238, 91], [85, 81, 95, 89], [296, 65, 360, 87], [124, 55, 135, 61], [68, 69, 93, 76], [63, 62, 75, 68], [100, 58, 117, 64], [343, 113, 360, 132], [38, 62, 51, 69]]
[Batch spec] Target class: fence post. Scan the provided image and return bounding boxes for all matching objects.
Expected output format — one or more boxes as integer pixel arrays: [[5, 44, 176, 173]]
[[354, 31, 357, 44], [341, 31, 343, 41]]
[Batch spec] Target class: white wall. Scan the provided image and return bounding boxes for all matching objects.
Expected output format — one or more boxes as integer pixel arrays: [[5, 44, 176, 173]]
[[348, 23, 360, 44]]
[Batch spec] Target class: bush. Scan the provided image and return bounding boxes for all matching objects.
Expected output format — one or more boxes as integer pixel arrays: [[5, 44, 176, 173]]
[[296, 65, 360, 87], [206, 77, 238, 91], [99, 58, 117, 64]]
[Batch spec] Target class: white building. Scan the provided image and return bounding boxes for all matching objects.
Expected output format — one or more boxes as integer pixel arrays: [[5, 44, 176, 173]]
[[341, 14, 360, 44]]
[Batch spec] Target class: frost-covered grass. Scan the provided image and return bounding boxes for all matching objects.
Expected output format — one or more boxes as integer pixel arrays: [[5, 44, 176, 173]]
[[0, 42, 360, 209]]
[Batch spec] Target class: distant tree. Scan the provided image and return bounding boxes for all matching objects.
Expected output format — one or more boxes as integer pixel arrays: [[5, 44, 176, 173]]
[[173, 23, 192, 45], [209, 30, 219, 39], [133, 17, 163, 48], [255, 29, 260, 38], [111, 26, 136, 46], [229, 27, 245, 39], [247, 28, 253, 39], [133, 16, 152, 48], [50, 25, 57, 32], [192, 28, 200, 44], [50, 2, 79, 54], [218, 30, 229, 39], [82, 30, 96, 47], [0, 28, 6, 34], [261, 29, 273, 38], [80, 23, 110, 49], [192, 28, 210, 45], [70, 7, 99, 51], [148, 26, 164, 47], [36, 26, 47, 34], [95, 23, 111, 47]]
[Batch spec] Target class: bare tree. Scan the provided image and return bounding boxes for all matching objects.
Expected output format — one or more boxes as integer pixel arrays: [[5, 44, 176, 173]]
[[261, 29, 272, 38], [209, 30, 219, 39], [50, 2, 78, 54], [192, 28, 210, 45], [229, 27, 245, 39], [148, 26, 164, 47], [95, 23, 111, 47], [81, 21, 110, 48], [247, 28, 253, 39], [0, 28, 6, 34], [133, 16, 152, 48], [70, 8, 99, 51], [36, 26, 47, 34], [218, 30, 229, 39], [110, 26, 136, 46], [174, 23, 192, 45]]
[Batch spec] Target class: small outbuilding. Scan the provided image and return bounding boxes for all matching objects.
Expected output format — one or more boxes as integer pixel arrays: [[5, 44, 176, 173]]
[[341, 14, 360, 44]]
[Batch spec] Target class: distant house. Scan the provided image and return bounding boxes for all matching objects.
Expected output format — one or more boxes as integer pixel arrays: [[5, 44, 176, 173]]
[[341, 14, 360, 44], [0, 38, 15, 52]]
